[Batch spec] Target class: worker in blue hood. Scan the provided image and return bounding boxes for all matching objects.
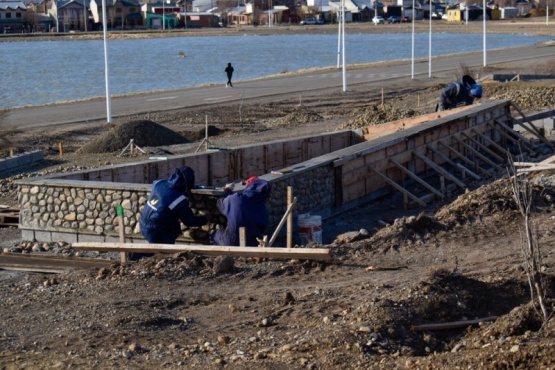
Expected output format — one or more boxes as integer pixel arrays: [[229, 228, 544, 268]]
[[212, 176, 271, 247], [138, 166, 209, 257], [436, 75, 482, 111]]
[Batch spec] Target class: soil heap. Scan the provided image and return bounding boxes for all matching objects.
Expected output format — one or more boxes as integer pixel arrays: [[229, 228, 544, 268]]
[[78, 120, 190, 154]]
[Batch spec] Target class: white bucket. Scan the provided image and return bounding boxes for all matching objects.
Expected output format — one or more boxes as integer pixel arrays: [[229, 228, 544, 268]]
[[298, 214, 322, 244]]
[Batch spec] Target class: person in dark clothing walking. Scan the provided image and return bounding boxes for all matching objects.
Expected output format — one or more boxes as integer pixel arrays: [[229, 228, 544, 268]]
[[225, 62, 234, 88], [212, 176, 271, 247], [137, 166, 209, 259], [436, 75, 482, 111]]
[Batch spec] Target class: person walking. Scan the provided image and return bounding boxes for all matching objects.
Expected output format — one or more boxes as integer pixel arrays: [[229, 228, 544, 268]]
[[436, 75, 482, 111], [225, 62, 234, 88]]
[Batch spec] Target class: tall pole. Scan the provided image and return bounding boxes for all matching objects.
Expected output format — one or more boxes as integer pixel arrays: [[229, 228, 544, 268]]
[[411, 0, 414, 79], [83, 0, 87, 32], [428, 1, 432, 78], [101, 0, 112, 123], [483, 0, 487, 66], [337, 7, 341, 68], [341, 0, 346, 92], [163, 0, 165, 30]]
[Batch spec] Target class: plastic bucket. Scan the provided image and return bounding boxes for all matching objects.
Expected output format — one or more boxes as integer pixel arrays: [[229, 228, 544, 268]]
[[298, 214, 322, 244]]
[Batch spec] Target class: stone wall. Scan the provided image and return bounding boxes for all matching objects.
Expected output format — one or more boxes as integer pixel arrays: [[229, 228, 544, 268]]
[[17, 161, 337, 245]]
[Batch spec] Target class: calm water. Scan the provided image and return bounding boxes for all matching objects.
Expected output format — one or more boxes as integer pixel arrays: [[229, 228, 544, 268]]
[[0, 32, 551, 109]]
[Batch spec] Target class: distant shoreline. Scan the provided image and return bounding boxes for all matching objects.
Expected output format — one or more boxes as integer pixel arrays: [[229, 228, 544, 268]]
[[1, 18, 555, 43]]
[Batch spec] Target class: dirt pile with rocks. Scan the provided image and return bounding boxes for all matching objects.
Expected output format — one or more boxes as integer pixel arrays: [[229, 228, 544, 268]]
[[78, 120, 190, 154]]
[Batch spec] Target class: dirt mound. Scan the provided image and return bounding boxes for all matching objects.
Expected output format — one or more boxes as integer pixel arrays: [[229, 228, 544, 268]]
[[263, 109, 324, 129], [77, 120, 190, 154], [339, 103, 418, 130]]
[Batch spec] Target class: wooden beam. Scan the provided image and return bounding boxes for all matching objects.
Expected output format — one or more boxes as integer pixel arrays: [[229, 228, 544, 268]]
[[510, 102, 553, 147], [427, 145, 481, 180], [72, 242, 331, 261], [412, 150, 466, 188], [492, 120, 535, 148], [287, 187, 293, 249], [437, 140, 490, 176], [487, 121, 536, 155], [389, 158, 444, 198], [470, 128, 512, 160], [367, 165, 426, 207], [517, 164, 555, 173], [452, 136, 502, 171], [461, 132, 504, 163]]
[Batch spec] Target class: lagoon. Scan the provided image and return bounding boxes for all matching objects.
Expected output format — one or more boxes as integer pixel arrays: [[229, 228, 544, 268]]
[[0, 32, 552, 109]]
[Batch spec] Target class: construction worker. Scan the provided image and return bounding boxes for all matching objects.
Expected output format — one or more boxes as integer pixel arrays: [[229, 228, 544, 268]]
[[137, 166, 210, 259], [212, 176, 271, 247], [436, 75, 482, 111]]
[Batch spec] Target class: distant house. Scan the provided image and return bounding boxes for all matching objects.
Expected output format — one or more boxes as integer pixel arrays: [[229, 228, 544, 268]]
[[0, 1, 27, 33], [50, 0, 91, 32], [89, 0, 143, 30]]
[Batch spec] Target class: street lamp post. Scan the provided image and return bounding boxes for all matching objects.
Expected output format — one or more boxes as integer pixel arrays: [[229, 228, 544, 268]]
[[83, 0, 87, 32]]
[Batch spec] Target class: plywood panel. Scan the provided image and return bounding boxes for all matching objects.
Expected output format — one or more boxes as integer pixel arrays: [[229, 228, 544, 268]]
[[341, 156, 367, 173], [284, 141, 303, 167], [265, 142, 285, 171], [241, 146, 266, 178], [342, 167, 371, 187]]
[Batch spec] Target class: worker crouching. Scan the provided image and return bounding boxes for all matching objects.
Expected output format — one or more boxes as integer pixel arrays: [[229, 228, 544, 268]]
[[137, 166, 210, 259], [212, 176, 271, 247]]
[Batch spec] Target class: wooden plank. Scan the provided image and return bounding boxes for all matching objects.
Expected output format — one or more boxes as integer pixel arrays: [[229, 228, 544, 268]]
[[412, 150, 466, 188], [452, 136, 502, 171], [427, 145, 481, 180], [368, 165, 426, 207], [540, 154, 555, 164], [517, 164, 555, 173], [71, 242, 330, 261], [389, 158, 444, 198]]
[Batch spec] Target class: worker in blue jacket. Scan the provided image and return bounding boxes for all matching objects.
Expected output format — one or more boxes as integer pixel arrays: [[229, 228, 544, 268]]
[[436, 75, 482, 111], [139, 166, 209, 252], [212, 176, 271, 247]]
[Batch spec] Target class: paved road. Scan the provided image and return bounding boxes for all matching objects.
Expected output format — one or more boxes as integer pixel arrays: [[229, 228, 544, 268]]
[[4, 42, 555, 129]]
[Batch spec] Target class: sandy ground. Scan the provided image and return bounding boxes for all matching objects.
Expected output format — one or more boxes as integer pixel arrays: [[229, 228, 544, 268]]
[[1, 19, 555, 370]]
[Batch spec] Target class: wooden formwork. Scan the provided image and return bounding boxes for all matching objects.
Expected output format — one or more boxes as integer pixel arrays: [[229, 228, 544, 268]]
[[333, 100, 544, 209]]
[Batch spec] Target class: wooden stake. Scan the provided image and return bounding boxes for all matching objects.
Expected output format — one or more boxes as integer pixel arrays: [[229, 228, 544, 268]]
[[117, 205, 127, 263], [58, 143, 63, 156], [287, 187, 293, 249], [267, 197, 297, 248], [381, 87, 384, 107], [9, 148, 14, 157], [239, 227, 246, 247]]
